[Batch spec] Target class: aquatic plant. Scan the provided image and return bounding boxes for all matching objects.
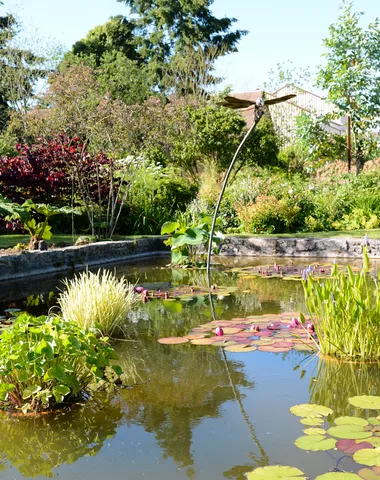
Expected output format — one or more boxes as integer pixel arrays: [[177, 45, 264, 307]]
[[161, 214, 223, 266], [302, 249, 380, 361], [0, 314, 122, 413], [58, 269, 137, 336]]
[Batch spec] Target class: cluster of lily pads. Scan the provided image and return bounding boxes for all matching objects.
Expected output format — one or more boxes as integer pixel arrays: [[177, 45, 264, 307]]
[[158, 312, 317, 354], [231, 262, 366, 281], [246, 396, 380, 479]]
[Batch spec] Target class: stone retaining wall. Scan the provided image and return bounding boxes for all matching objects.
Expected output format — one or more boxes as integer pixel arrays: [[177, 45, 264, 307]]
[[1, 235, 379, 282], [0, 237, 170, 281], [219, 236, 380, 259]]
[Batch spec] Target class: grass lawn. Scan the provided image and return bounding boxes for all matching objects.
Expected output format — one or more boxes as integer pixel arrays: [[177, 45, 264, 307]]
[[0, 234, 75, 249]]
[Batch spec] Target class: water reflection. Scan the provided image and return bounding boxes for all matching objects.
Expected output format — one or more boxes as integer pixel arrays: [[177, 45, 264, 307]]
[[117, 341, 267, 479], [310, 358, 380, 418], [0, 395, 124, 478]]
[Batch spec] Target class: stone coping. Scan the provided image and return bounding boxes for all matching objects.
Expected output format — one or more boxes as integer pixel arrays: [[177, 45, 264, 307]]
[[0, 235, 379, 282]]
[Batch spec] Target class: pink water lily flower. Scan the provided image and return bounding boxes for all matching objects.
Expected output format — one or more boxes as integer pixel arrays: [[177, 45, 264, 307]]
[[290, 317, 301, 328], [215, 327, 224, 336]]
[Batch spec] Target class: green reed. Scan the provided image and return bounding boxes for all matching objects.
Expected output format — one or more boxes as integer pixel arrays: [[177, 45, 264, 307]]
[[302, 248, 380, 361]]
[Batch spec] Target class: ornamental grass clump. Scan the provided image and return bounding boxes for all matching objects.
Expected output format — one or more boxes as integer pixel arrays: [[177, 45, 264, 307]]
[[303, 249, 380, 361], [0, 314, 122, 413], [58, 270, 136, 336]]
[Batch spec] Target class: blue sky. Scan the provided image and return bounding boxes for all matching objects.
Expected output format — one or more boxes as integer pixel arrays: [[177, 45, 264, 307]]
[[1, 0, 379, 92]]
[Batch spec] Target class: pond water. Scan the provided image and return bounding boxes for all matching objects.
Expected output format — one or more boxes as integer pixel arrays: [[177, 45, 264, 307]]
[[0, 256, 380, 479]]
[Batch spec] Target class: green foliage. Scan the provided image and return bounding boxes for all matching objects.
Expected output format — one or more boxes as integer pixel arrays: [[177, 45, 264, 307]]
[[0, 195, 74, 243], [317, 1, 380, 173], [117, 0, 247, 88], [0, 314, 121, 412], [124, 162, 198, 235], [161, 214, 223, 266], [303, 248, 380, 361], [235, 194, 301, 234], [58, 270, 137, 336], [295, 112, 346, 169]]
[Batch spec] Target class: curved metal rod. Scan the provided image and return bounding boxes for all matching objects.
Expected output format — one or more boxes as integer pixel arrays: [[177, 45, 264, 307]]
[[206, 108, 265, 285]]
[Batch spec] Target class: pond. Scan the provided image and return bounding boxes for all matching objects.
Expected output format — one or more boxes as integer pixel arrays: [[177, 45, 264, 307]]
[[0, 256, 380, 479]]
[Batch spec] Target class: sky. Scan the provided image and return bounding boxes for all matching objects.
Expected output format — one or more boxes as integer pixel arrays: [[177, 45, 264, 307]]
[[1, 0, 379, 93]]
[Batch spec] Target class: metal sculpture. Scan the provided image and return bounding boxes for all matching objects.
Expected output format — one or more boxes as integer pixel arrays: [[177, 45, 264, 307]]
[[206, 91, 296, 282]]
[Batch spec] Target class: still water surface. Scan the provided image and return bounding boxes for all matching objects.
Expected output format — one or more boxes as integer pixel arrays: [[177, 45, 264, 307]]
[[0, 256, 379, 479]]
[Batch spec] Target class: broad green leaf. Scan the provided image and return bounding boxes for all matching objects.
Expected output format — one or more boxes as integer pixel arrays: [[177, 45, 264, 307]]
[[335, 416, 369, 427], [353, 447, 380, 467], [44, 365, 67, 384], [368, 418, 380, 426], [315, 473, 360, 479], [300, 417, 325, 426], [0, 383, 15, 400], [52, 385, 70, 403], [161, 222, 180, 235], [290, 404, 333, 418], [303, 428, 327, 435], [246, 465, 306, 479], [22, 385, 41, 399], [349, 396, 380, 410], [112, 365, 123, 376], [294, 435, 336, 451], [327, 425, 372, 439]]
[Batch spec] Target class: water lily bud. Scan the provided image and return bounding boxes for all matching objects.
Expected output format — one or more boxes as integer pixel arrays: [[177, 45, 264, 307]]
[[143, 289, 149, 297], [290, 317, 301, 327], [215, 327, 224, 336], [250, 325, 260, 332], [164, 292, 169, 299], [134, 286, 144, 294], [307, 323, 315, 332]]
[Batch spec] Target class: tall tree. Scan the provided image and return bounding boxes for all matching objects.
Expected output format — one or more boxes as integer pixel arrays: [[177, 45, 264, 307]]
[[317, 1, 380, 174], [117, 0, 247, 87]]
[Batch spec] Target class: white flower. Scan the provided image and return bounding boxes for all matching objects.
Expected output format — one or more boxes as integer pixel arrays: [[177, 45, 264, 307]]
[[288, 189, 294, 195]]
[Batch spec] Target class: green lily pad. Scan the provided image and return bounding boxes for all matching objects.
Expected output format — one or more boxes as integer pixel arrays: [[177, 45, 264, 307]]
[[354, 448, 380, 467], [358, 468, 380, 479], [294, 435, 336, 451], [290, 404, 333, 418], [246, 465, 306, 479], [328, 425, 372, 440], [368, 418, 380, 426], [300, 417, 325, 426], [314, 473, 360, 479], [303, 428, 327, 435], [349, 396, 380, 410], [365, 438, 380, 447], [335, 417, 369, 427]]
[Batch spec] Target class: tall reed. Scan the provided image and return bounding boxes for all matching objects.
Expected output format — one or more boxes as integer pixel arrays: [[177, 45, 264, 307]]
[[303, 249, 380, 361], [58, 270, 136, 336]]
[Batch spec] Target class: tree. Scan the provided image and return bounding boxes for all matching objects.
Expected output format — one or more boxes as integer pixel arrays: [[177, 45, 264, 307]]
[[117, 0, 247, 87], [317, 1, 380, 174], [61, 16, 150, 105]]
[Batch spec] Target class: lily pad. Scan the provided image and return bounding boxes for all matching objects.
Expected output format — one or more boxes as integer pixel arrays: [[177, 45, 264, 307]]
[[349, 397, 380, 410], [246, 465, 306, 479], [354, 448, 380, 467], [294, 434, 336, 451], [335, 417, 369, 427], [328, 425, 372, 440], [314, 474, 360, 479], [365, 438, 380, 447], [258, 345, 291, 353], [211, 340, 237, 347], [292, 343, 315, 352], [157, 337, 189, 345], [224, 345, 257, 353], [368, 418, 380, 426], [222, 327, 243, 335], [300, 417, 325, 426], [303, 428, 327, 435], [336, 439, 373, 454], [290, 404, 333, 418], [190, 338, 214, 345], [358, 468, 380, 479]]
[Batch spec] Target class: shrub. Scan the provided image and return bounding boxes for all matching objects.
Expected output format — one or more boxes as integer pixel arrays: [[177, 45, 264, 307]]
[[0, 314, 122, 413], [235, 195, 301, 233], [58, 270, 136, 336], [302, 249, 380, 361]]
